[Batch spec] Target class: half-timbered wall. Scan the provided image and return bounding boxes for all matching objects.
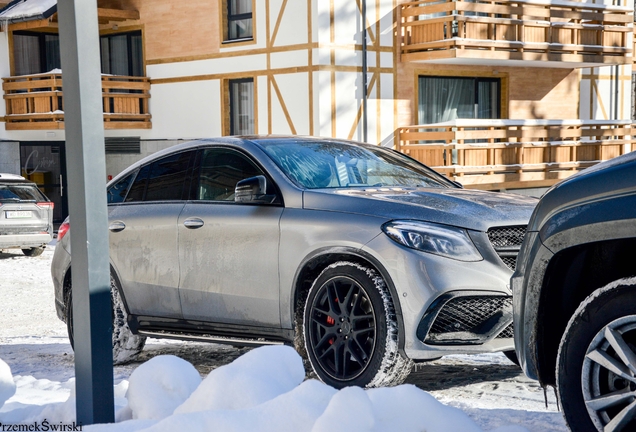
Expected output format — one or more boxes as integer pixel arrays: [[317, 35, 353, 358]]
[[580, 65, 632, 121], [0, 0, 633, 179]]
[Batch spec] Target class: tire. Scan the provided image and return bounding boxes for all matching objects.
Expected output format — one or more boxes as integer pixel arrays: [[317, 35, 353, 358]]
[[65, 273, 146, 365], [302, 261, 413, 388], [22, 247, 44, 257], [557, 277, 636, 432], [503, 350, 520, 366]]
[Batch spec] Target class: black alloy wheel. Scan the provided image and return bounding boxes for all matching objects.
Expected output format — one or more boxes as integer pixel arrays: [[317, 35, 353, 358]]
[[307, 275, 377, 382], [302, 261, 413, 388]]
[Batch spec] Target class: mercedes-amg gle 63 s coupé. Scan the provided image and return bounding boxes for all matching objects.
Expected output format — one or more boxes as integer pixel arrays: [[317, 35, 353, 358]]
[[52, 136, 536, 388]]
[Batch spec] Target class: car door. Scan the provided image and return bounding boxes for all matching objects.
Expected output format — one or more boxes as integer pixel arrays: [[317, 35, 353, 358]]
[[178, 147, 283, 327], [108, 150, 195, 318]]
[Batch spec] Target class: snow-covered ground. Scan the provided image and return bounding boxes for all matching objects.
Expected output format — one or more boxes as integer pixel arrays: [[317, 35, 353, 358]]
[[0, 246, 567, 431]]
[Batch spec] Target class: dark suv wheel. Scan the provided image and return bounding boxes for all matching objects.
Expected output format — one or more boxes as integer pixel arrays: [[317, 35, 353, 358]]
[[302, 261, 412, 388], [557, 278, 636, 432]]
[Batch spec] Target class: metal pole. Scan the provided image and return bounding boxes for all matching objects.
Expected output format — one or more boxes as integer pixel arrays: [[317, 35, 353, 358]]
[[362, 0, 368, 143], [57, 0, 114, 425]]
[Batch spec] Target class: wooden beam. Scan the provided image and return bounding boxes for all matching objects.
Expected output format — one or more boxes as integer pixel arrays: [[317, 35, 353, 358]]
[[96, 8, 140, 23], [7, 19, 58, 32]]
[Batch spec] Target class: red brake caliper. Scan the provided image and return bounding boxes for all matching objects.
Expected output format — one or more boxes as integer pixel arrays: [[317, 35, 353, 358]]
[[326, 316, 335, 344]]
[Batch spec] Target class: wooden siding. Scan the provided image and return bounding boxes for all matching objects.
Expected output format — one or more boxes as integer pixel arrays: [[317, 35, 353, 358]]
[[2, 73, 151, 130], [396, 119, 632, 189], [398, 0, 633, 66]]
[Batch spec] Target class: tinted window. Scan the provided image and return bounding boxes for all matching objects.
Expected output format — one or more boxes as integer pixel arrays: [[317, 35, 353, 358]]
[[0, 184, 46, 202], [197, 148, 262, 201], [107, 172, 136, 204], [144, 152, 193, 201], [125, 165, 149, 202]]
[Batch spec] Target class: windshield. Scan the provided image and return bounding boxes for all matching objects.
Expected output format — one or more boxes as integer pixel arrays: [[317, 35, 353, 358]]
[[0, 184, 46, 202], [256, 139, 452, 189]]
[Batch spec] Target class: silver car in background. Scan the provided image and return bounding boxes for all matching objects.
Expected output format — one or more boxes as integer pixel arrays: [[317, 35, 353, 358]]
[[52, 136, 536, 388], [0, 173, 53, 256]]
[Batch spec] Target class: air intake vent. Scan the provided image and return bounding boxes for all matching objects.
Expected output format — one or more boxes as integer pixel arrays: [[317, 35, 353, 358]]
[[422, 295, 513, 345], [105, 137, 141, 154]]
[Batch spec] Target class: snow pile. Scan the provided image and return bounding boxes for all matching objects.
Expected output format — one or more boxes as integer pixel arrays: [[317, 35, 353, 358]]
[[175, 345, 304, 414], [0, 359, 15, 408], [0, 346, 531, 431], [125, 355, 201, 421]]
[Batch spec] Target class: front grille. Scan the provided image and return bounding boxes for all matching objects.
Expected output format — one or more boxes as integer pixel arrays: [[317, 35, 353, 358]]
[[424, 296, 513, 344], [497, 322, 514, 339], [487, 226, 526, 248], [487, 225, 527, 271], [501, 256, 517, 270]]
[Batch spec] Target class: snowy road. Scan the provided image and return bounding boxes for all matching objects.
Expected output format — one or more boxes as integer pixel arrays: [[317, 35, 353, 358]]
[[0, 247, 566, 431]]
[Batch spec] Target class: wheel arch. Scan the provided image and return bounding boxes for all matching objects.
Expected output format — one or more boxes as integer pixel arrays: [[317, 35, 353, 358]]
[[290, 247, 406, 355], [61, 263, 133, 320], [535, 236, 636, 386]]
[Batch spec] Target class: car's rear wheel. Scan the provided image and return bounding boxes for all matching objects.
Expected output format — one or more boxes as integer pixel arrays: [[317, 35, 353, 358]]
[[557, 278, 636, 432], [22, 247, 44, 257], [302, 261, 412, 388], [65, 273, 146, 364]]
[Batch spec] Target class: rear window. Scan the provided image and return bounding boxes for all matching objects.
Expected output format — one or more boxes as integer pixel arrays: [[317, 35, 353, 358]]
[[0, 183, 47, 203]]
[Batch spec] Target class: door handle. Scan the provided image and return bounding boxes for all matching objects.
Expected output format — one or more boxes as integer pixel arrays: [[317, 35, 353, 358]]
[[183, 217, 204, 229], [108, 221, 126, 232]]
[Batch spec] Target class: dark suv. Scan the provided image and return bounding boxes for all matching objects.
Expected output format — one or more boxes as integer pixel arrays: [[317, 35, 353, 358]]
[[512, 151, 636, 431], [0, 173, 53, 256]]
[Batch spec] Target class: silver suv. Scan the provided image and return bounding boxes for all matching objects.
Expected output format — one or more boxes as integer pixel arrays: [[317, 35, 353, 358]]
[[0, 173, 53, 256], [52, 136, 536, 388]]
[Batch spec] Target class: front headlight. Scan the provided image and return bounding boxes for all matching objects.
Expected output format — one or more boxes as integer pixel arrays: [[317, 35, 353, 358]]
[[382, 220, 482, 262]]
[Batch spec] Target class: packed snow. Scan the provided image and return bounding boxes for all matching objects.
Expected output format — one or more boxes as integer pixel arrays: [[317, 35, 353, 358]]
[[0, 246, 567, 431]]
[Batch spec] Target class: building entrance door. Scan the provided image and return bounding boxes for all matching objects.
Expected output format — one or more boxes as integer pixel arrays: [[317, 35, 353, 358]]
[[20, 142, 68, 224]]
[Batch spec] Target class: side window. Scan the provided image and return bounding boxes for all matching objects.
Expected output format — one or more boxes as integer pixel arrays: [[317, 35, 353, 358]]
[[125, 165, 149, 202], [107, 172, 136, 204], [197, 148, 262, 201], [144, 152, 194, 201]]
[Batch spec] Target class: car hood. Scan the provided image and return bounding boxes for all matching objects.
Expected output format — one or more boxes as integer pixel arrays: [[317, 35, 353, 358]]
[[303, 187, 538, 232]]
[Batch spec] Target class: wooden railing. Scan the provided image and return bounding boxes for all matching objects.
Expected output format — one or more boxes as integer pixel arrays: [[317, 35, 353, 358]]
[[396, 119, 633, 190], [399, 0, 633, 66], [2, 72, 151, 130]]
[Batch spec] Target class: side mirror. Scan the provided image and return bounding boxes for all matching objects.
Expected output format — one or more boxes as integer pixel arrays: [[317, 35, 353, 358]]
[[235, 175, 277, 204]]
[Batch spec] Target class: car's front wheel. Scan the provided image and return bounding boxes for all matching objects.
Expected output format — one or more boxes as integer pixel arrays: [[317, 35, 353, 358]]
[[557, 278, 636, 432], [65, 273, 146, 364], [302, 261, 412, 388]]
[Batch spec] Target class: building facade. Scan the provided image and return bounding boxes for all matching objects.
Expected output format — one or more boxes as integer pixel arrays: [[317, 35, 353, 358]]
[[0, 0, 633, 223]]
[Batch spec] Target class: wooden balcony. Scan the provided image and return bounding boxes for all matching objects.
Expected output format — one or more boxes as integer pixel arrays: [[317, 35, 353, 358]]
[[398, 0, 633, 67], [396, 119, 632, 190], [2, 72, 151, 130]]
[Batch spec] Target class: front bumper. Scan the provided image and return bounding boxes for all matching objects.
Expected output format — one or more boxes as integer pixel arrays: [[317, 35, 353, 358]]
[[362, 231, 515, 360]]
